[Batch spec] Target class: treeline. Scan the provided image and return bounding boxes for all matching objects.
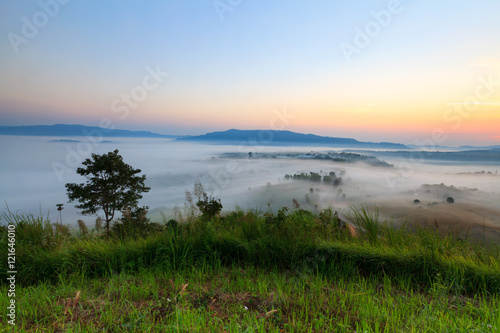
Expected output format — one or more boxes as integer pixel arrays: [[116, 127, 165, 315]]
[[305, 152, 393, 167], [284, 171, 343, 186]]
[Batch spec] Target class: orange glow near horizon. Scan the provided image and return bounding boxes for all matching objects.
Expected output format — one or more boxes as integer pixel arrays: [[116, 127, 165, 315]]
[[2, 2, 500, 147], [2, 57, 498, 146]]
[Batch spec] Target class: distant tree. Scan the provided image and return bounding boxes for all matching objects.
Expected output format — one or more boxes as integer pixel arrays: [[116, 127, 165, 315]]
[[65, 149, 150, 235], [446, 197, 455, 204], [56, 203, 64, 223], [309, 172, 321, 182]]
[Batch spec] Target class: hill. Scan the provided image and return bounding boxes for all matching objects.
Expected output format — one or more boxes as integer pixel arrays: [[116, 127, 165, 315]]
[[177, 129, 408, 148], [0, 124, 178, 139]]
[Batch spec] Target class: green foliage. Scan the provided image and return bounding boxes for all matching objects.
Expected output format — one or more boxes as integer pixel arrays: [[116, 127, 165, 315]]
[[196, 197, 223, 219], [317, 208, 347, 237], [65, 149, 150, 234], [264, 207, 288, 233], [318, 207, 338, 226], [111, 206, 162, 240], [446, 196, 455, 204], [193, 179, 223, 219]]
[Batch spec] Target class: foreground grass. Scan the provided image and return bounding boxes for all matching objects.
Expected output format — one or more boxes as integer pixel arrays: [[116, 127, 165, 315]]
[[1, 206, 500, 331], [2, 265, 499, 332]]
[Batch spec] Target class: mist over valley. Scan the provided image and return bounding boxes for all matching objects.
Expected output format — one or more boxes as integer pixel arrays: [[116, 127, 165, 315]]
[[1, 133, 499, 242]]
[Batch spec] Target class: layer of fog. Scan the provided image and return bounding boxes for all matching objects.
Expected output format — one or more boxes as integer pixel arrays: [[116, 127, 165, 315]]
[[1, 136, 499, 240]]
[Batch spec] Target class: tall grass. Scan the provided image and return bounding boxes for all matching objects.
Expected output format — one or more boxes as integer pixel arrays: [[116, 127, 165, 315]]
[[0, 209, 71, 254], [2, 205, 499, 297], [344, 204, 380, 245], [2, 205, 500, 331]]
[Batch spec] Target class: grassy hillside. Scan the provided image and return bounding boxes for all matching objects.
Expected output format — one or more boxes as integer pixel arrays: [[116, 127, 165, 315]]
[[1, 206, 499, 332]]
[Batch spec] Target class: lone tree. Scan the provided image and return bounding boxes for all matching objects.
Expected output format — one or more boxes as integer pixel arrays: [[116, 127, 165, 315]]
[[65, 149, 150, 235]]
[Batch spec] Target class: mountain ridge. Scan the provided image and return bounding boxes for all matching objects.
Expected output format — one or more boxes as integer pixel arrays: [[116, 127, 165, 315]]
[[5, 125, 495, 150], [177, 128, 408, 149], [0, 124, 178, 139]]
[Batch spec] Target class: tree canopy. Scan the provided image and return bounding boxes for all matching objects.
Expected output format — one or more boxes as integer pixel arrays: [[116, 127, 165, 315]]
[[65, 149, 150, 234]]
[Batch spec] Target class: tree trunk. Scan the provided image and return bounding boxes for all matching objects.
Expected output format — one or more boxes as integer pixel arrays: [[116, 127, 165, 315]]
[[104, 210, 110, 237]]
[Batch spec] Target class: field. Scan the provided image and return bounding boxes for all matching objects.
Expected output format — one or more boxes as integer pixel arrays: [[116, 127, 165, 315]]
[[1, 206, 500, 332]]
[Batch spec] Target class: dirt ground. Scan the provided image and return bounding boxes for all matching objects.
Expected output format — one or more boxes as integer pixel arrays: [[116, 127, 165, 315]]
[[377, 200, 500, 243]]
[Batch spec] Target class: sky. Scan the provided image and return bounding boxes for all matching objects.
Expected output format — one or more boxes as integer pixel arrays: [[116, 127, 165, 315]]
[[0, 0, 499, 146]]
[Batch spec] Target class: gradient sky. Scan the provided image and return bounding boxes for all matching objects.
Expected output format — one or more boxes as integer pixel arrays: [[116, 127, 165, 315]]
[[1, 0, 499, 146]]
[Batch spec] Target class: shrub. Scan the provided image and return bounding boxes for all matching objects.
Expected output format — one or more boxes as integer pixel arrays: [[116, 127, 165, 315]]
[[193, 179, 223, 219], [111, 206, 162, 239]]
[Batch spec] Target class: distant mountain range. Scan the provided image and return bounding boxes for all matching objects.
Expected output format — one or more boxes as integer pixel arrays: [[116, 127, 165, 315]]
[[366, 149, 500, 163], [177, 129, 408, 149], [2, 125, 497, 151], [0, 124, 178, 139], [0, 125, 406, 148], [458, 145, 500, 150]]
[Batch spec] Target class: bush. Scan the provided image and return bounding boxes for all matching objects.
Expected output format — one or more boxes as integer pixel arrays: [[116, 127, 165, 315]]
[[192, 179, 223, 219], [111, 206, 162, 239], [196, 197, 223, 219]]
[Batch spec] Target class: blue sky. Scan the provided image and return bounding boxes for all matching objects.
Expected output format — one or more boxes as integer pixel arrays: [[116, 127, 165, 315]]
[[1, 0, 499, 145]]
